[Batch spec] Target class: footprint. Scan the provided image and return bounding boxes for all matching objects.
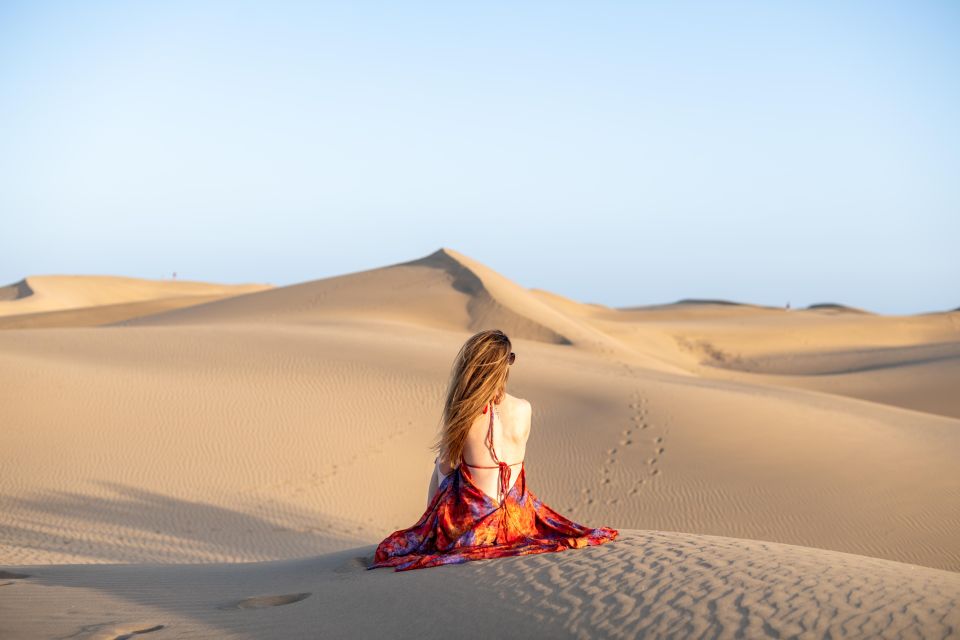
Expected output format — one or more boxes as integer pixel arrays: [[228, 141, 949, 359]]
[[114, 625, 165, 639], [0, 571, 29, 579], [334, 556, 372, 574], [651, 468, 660, 475], [220, 592, 312, 610], [62, 622, 118, 637]]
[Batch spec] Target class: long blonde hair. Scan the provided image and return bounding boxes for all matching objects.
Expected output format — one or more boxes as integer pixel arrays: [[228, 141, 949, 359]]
[[431, 329, 512, 469]]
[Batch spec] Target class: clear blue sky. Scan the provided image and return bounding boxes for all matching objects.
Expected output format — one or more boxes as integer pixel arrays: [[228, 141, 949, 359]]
[[2, 1, 957, 314]]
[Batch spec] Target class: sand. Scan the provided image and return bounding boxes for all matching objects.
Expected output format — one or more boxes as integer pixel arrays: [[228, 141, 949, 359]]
[[3, 531, 959, 639], [1, 247, 958, 638]]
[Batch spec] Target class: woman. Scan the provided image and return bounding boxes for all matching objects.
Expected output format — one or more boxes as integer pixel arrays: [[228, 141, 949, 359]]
[[367, 329, 619, 572]]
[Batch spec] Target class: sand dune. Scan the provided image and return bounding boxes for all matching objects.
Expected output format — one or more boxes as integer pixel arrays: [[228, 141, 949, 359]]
[[108, 249, 686, 372], [2, 530, 958, 638], [0, 294, 269, 330], [0, 275, 272, 324], [2, 247, 958, 637], [571, 298, 960, 419]]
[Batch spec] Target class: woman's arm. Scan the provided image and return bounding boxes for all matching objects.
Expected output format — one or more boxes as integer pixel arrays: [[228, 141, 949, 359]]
[[426, 454, 454, 507], [426, 462, 439, 507]]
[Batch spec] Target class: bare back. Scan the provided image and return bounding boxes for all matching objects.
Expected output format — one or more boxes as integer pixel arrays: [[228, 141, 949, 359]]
[[459, 393, 531, 501]]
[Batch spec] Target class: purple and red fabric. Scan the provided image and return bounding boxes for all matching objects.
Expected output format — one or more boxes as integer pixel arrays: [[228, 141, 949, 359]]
[[368, 457, 619, 572]]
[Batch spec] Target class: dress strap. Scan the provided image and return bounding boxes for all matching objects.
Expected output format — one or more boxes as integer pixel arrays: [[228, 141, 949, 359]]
[[459, 401, 517, 505], [484, 401, 499, 464], [486, 400, 511, 505]]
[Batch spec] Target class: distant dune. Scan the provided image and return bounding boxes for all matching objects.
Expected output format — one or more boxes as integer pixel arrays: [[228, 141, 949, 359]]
[[1, 247, 958, 637], [619, 298, 755, 310], [804, 302, 872, 314], [0, 278, 33, 301], [0, 274, 272, 326], [0, 294, 268, 329]]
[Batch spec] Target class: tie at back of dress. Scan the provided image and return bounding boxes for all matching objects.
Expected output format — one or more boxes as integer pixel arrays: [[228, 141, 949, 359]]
[[460, 400, 523, 505]]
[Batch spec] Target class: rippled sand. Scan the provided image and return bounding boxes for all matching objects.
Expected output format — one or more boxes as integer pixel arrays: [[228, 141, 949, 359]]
[[2, 530, 958, 639]]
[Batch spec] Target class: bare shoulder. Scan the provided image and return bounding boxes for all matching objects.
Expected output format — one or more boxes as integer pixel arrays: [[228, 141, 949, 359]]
[[503, 393, 532, 437], [505, 393, 531, 412], [514, 395, 532, 415]]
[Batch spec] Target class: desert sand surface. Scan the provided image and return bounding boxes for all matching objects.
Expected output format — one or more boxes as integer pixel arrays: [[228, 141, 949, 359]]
[[3, 530, 959, 639], [2, 247, 958, 637]]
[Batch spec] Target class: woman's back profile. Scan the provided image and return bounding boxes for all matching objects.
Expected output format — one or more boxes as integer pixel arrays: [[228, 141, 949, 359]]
[[444, 392, 529, 503], [368, 329, 619, 572]]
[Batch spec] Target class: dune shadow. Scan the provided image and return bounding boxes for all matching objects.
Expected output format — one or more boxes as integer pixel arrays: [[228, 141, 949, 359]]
[[0, 481, 387, 638], [0, 479, 366, 564]]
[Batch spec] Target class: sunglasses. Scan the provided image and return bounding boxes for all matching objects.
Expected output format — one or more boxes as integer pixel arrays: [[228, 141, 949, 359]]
[[507, 352, 516, 365]]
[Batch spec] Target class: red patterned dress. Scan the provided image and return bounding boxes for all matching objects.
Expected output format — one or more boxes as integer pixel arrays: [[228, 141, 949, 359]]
[[368, 401, 619, 571]]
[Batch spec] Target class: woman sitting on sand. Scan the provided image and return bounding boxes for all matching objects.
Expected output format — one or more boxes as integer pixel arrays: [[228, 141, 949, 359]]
[[367, 329, 619, 572]]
